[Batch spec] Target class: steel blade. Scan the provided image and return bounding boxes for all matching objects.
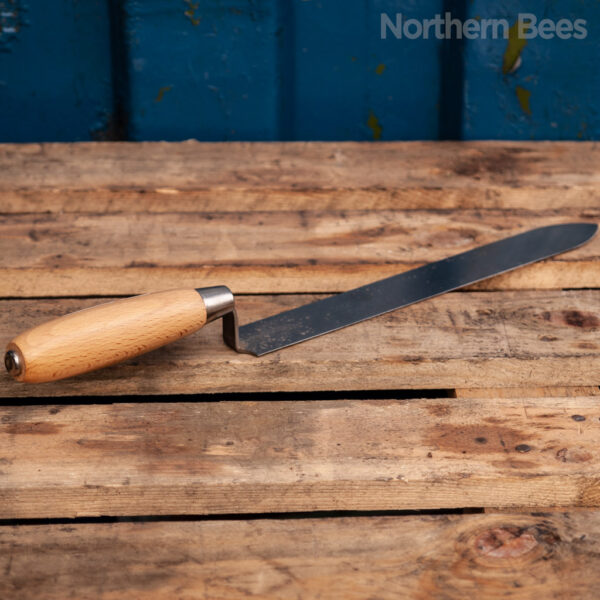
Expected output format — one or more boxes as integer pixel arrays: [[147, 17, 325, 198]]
[[236, 223, 597, 356]]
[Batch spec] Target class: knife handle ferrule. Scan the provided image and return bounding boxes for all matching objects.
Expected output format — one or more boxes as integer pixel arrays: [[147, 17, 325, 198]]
[[197, 285, 235, 323]]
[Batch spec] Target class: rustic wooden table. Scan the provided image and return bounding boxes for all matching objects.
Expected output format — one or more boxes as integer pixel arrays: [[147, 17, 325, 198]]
[[1, 141, 599, 598]]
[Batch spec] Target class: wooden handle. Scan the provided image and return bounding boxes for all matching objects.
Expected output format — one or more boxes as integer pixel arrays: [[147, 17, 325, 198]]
[[5, 289, 208, 383]]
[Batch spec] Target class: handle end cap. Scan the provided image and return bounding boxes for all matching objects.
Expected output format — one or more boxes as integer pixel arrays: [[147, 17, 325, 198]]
[[5, 349, 23, 378]]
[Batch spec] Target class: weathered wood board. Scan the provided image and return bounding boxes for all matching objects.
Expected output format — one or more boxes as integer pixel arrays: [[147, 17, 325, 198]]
[[2, 143, 598, 296], [1, 290, 599, 397], [1, 397, 599, 518], [2, 513, 600, 599], [1, 142, 599, 212], [2, 208, 599, 296], [1, 141, 599, 598]]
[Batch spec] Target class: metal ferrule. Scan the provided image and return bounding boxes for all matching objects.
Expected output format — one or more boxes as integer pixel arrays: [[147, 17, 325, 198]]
[[195, 285, 248, 353], [5, 349, 23, 378], [196, 285, 235, 323]]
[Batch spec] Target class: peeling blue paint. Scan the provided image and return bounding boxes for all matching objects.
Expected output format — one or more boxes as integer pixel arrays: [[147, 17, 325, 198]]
[[125, 0, 280, 141], [123, 0, 444, 141], [0, 0, 26, 53], [463, 0, 600, 140], [291, 0, 442, 140], [0, 0, 597, 142], [0, 0, 113, 142]]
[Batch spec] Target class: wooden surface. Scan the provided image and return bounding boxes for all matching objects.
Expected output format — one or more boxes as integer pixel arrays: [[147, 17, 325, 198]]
[[1, 141, 599, 598], [2, 142, 600, 211], [1, 290, 599, 397], [2, 142, 600, 297], [3, 208, 599, 296], [1, 397, 599, 519], [3, 512, 600, 600]]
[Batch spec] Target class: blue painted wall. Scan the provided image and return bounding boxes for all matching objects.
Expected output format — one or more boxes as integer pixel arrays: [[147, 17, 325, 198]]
[[124, 0, 282, 141], [463, 0, 600, 140], [0, 0, 114, 142], [291, 0, 443, 140], [123, 0, 444, 141], [0, 0, 598, 142]]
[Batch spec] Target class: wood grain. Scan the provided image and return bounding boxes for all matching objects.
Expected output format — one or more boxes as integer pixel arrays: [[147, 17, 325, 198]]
[[455, 387, 600, 399], [1, 141, 599, 212], [2, 209, 599, 296], [2, 141, 599, 595], [6, 289, 207, 383], [1, 396, 600, 518], [1, 290, 599, 397], [2, 512, 600, 599]]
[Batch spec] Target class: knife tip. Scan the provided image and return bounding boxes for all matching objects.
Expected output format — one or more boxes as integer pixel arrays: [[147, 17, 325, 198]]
[[577, 222, 598, 240]]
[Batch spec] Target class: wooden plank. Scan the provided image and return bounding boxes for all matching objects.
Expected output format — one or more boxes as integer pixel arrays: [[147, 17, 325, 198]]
[[2, 210, 598, 296], [1, 396, 599, 518], [466, 386, 600, 512], [486, 506, 600, 514], [1, 290, 599, 398], [1, 142, 599, 212], [2, 512, 600, 598], [455, 387, 600, 399]]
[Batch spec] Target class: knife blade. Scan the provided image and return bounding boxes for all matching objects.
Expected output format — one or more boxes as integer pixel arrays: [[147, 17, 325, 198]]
[[5, 222, 596, 383], [234, 222, 598, 355]]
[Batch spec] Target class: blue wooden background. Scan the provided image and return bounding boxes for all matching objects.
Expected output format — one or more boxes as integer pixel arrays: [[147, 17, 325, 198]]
[[0, 0, 598, 142]]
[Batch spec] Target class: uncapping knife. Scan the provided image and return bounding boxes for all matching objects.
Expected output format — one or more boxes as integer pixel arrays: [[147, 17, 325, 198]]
[[4, 223, 597, 383]]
